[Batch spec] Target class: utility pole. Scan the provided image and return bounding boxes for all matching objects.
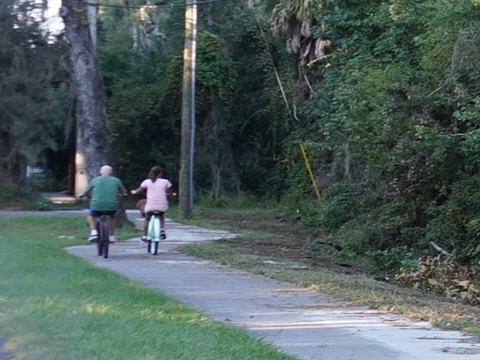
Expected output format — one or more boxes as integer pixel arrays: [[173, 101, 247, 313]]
[[179, 0, 197, 218]]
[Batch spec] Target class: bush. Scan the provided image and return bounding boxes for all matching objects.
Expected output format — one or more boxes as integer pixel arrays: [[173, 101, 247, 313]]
[[317, 182, 374, 232], [366, 245, 418, 273], [0, 184, 53, 211], [424, 175, 480, 263], [196, 191, 266, 209]]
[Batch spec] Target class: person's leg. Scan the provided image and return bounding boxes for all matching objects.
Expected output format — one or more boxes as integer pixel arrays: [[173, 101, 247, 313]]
[[160, 214, 166, 239], [87, 213, 96, 230], [87, 210, 98, 241], [109, 215, 117, 235], [143, 218, 148, 235], [140, 213, 151, 242], [108, 213, 118, 243]]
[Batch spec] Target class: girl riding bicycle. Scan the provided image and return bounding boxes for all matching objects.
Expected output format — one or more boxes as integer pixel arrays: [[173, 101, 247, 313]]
[[131, 166, 175, 242]]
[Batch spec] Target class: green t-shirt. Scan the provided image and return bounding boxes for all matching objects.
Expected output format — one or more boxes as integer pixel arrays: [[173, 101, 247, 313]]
[[86, 176, 125, 211]]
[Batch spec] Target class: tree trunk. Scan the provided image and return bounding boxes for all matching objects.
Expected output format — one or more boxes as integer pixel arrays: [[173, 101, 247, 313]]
[[60, 1, 131, 227], [60, 0, 112, 196]]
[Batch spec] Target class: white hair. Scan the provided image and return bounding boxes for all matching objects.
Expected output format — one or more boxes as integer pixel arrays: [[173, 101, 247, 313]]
[[100, 165, 112, 176]]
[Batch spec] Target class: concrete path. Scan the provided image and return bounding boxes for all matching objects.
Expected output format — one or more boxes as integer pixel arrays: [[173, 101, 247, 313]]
[[0, 337, 10, 360], [63, 213, 480, 360]]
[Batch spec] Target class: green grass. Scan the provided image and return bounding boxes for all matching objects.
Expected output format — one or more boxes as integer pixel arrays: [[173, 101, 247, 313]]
[[0, 217, 295, 360]]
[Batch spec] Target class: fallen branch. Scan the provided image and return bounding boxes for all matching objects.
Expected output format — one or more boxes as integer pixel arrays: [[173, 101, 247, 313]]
[[429, 241, 452, 256]]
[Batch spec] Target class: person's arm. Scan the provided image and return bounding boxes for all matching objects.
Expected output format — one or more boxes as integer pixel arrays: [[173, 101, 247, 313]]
[[118, 182, 128, 197], [131, 187, 146, 195], [78, 187, 92, 198], [167, 187, 177, 197]]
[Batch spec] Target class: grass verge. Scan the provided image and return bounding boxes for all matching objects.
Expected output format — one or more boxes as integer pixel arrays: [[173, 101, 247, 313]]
[[0, 217, 295, 360]]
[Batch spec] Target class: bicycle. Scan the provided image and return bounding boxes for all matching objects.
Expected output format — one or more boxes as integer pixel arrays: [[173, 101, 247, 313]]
[[80, 194, 114, 259], [146, 211, 164, 255], [95, 212, 111, 259]]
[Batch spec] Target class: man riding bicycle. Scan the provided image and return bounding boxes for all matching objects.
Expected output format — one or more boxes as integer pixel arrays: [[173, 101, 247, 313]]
[[79, 165, 127, 243]]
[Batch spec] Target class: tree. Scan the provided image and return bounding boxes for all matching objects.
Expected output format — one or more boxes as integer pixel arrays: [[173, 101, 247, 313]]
[[60, 0, 111, 195], [270, 0, 331, 101], [99, 0, 294, 198], [0, 0, 63, 185]]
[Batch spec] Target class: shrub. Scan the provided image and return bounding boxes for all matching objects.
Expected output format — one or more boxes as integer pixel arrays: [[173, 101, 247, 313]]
[[0, 184, 53, 211]]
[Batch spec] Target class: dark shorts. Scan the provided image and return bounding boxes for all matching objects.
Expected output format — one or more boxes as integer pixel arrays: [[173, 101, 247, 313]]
[[146, 211, 165, 221], [89, 209, 117, 218]]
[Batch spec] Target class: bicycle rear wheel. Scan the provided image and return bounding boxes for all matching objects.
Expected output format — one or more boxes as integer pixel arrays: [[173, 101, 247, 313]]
[[146, 218, 153, 254], [96, 222, 103, 256], [98, 219, 109, 259], [103, 234, 109, 259], [148, 216, 161, 255]]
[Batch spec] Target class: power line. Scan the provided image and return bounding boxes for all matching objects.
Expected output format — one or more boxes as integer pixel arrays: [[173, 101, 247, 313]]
[[84, 0, 230, 9]]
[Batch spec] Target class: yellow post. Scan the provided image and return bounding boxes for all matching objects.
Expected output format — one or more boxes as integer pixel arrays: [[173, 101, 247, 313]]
[[299, 143, 322, 200]]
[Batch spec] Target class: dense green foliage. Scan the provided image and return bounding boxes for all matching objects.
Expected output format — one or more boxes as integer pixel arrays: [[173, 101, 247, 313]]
[[87, 0, 480, 268], [99, 1, 295, 197], [286, 0, 480, 267], [0, 0, 68, 185], [6, 0, 480, 270]]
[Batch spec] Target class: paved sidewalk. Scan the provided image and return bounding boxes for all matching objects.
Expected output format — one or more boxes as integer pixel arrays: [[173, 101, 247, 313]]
[[65, 214, 480, 360]]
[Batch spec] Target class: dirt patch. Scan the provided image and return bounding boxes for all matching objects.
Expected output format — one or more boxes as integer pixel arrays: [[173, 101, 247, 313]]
[[195, 209, 377, 278], [190, 208, 480, 335]]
